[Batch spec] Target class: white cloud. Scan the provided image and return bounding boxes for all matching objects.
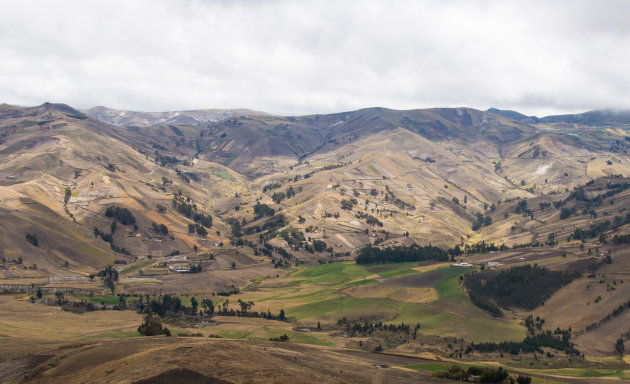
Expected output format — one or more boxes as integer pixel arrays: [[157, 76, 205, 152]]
[[0, 0, 629, 116]]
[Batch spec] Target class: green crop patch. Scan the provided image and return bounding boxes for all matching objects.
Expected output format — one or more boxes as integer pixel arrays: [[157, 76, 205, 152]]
[[214, 171, 234, 179], [222, 154, 238, 167], [292, 262, 371, 285], [366, 261, 427, 278], [120, 259, 156, 276]]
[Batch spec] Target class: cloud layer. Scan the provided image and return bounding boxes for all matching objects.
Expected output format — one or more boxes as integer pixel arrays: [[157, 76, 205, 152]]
[[1, 0, 629, 116]]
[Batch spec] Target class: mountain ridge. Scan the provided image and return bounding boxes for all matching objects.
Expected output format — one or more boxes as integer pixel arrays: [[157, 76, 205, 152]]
[[82, 105, 268, 127]]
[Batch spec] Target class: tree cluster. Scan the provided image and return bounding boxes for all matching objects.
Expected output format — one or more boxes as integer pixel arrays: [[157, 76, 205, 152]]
[[25, 232, 39, 246], [434, 365, 513, 383], [472, 213, 492, 231], [463, 265, 580, 312], [172, 195, 212, 228], [468, 329, 579, 356], [137, 313, 171, 336], [253, 202, 275, 219], [97, 265, 119, 294], [152, 222, 168, 235], [105, 206, 136, 225], [356, 244, 448, 265], [188, 223, 207, 236]]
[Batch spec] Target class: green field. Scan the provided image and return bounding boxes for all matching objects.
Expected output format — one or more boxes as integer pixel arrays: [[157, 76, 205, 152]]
[[221, 154, 238, 167], [522, 367, 630, 380], [120, 259, 156, 276], [231, 261, 526, 342], [70, 292, 124, 305], [293, 262, 372, 284], [214, 171, 234, 179]]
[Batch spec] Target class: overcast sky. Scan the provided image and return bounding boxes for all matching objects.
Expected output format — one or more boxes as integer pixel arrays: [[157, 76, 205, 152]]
[[1, 0, 629, 117]]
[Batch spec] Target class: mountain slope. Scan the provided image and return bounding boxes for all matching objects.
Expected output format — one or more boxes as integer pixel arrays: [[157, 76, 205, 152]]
[[0, 103, 249, 278]]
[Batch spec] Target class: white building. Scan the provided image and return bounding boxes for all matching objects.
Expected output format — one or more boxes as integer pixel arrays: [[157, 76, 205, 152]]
[[451, 262, 473, 268]]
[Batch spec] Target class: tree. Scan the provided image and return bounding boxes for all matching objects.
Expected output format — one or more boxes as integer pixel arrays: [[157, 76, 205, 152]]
[[36, 288, 42, 299], [278, 308, 286, 321], [616, 338, 625, 358], [202, 298, 214, 317], [340, 199, 354, 210], [137, 313, 171, 336], [97, 265, 119, 294], [190, 296, 198, 315]]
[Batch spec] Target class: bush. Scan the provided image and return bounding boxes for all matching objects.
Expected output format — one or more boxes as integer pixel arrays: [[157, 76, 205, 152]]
[[269, 333, 289, 342]]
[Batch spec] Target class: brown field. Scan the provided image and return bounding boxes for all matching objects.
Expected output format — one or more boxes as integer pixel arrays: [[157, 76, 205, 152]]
[[341, 284, 438, 303]]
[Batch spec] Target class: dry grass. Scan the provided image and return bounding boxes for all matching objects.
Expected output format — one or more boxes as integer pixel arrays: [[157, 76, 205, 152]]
[[0, 294, 143, 360], [2, 337, 441, 384]]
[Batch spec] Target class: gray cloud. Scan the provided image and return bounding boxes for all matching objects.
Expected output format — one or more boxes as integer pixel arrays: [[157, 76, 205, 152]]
[[0, 0, 629, 116]]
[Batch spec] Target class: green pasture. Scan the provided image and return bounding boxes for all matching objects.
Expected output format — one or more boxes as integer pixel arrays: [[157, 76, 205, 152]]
[[70, 293, 124, 305]]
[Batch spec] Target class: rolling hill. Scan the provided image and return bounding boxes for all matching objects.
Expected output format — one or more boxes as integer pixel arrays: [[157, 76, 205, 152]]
[[2, 102, 630, 274], [2, 102, 630, 375]]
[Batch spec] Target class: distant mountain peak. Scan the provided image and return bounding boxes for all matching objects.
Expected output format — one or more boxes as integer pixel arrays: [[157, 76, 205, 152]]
[[487, 108, 539, 123], [39, 102, 88, 119]]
